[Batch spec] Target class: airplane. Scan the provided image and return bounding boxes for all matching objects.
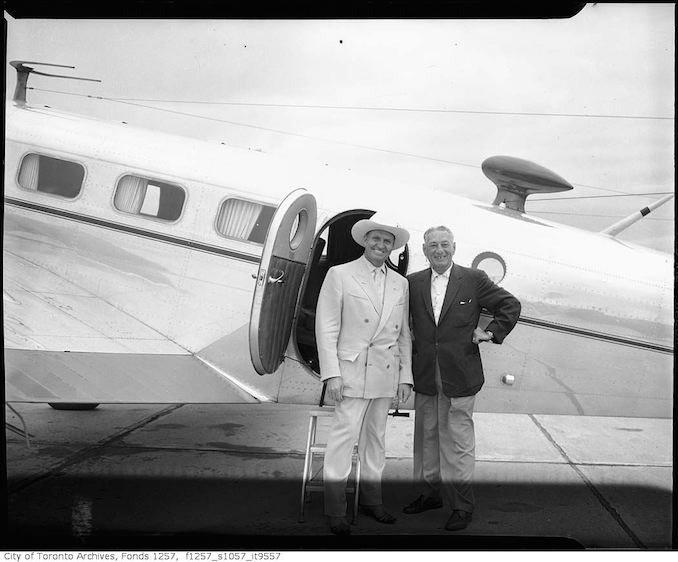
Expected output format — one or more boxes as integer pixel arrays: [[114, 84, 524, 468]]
[[3, 62, 674, 425]]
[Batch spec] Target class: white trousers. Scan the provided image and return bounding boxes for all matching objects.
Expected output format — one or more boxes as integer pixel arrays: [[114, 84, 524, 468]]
[[412, 364, 476, 513], [323, 396, 392, 517]]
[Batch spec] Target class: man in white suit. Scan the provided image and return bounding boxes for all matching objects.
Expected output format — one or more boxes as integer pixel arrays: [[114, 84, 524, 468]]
[[316, 214, 413, 535]]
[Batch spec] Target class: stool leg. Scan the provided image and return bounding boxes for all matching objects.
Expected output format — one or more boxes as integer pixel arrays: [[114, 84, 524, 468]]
[[307, 415, 319, 503], [352, 454, 361, 524], [6, 403, 31, 448], [299, 414, 316, 523]]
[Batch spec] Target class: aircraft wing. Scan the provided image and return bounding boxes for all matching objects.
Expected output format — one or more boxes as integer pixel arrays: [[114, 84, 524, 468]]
[[3, 248, 258, 404], [4, 349, 257, 404]]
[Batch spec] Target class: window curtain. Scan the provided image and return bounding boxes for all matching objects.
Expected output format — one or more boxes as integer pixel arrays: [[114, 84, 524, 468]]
[[217, 199, 262, 240], [18, 154, 40, 190], [114, 175, 148, 213]]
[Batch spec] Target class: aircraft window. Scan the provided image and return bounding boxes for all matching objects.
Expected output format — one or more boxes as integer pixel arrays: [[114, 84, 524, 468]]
[[18, 153, 84, 199], [114, 175, 185, 221], [289, 210, 309, 250], [472, 251, 507, 283], [215, 198, 276, 244]]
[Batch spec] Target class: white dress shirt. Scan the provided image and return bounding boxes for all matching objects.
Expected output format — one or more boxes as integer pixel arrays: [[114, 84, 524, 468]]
[[431, 264, 452, 324]]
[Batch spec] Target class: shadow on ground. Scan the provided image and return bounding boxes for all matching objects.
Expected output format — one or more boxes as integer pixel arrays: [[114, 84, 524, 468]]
[[6, 473, 671, 550]]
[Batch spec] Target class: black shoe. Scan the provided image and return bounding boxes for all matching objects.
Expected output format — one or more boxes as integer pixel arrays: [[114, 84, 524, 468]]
[[328, 516, 351, 535], [445, 510, 472, 531], [403, 495, 443, 514], [358, 504, 397, 524]]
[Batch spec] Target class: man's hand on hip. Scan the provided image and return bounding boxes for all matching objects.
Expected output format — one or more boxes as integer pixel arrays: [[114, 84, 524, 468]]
[[472, 327, 493, 344], [326, 376, 344, 402]]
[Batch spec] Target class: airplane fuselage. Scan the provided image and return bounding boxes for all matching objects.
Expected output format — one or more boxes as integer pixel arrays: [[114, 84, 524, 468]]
[[3, 102, 673, 416]]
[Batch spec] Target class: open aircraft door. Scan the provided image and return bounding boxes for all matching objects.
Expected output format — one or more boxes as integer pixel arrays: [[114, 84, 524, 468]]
[[249, 189, 317, 374]]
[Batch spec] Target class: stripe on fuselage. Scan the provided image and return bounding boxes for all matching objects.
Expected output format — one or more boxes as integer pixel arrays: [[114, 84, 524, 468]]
[[4, 196, 261, 264]]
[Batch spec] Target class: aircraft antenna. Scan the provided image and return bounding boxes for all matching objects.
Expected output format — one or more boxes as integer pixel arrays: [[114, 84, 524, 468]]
[[10, 60, 101, 107], [482, 155, 574, 213], [600, 194, 674, 237]]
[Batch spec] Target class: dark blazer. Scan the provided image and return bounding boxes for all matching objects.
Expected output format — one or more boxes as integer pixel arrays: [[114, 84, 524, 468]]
[[408, 264, 521, 397]]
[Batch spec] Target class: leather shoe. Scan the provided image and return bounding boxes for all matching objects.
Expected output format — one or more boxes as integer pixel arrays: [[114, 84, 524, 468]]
[[445, 510, 472, 531], [359, 504, 397, 524], [403, 495, 443, 514], [328, 516, 351, 535]]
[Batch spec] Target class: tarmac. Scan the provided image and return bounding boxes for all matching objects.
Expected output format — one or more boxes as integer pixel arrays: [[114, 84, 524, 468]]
[[3, 402, 674, 550]]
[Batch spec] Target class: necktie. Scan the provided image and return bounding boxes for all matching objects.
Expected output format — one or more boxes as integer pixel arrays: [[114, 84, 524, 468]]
[[372, 268, 384, 309]]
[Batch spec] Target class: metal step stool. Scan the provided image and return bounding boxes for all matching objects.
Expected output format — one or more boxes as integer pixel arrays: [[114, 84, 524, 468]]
[[298, 407, 361, 523]]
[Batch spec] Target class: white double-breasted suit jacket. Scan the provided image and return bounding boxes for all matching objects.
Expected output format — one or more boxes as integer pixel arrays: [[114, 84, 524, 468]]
[[316, 255, 413, 399]]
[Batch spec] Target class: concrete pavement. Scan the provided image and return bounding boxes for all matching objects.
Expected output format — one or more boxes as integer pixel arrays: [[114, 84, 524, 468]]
[[4, 402, 673, 550]]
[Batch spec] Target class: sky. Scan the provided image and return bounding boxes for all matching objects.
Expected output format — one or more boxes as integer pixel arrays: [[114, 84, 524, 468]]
[[4, 3, 675, 252]]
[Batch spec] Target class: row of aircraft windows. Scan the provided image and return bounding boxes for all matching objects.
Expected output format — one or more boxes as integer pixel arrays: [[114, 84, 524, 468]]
[[17, 152, 276, 245]]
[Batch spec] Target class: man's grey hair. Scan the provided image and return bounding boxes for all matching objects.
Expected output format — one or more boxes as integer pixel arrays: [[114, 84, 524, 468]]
[[423, 225, 454, 243]]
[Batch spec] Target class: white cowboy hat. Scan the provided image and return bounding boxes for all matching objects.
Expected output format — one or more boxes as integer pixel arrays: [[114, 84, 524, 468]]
[[351, 213, 410, 250]]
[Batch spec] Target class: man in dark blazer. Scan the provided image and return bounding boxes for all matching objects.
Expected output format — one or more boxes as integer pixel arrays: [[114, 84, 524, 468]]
[[403, 225, 520, 531]]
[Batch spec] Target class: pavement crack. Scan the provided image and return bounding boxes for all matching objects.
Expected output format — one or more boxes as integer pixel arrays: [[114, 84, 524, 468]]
[[7, 404, 185, 494], [528, 414, 646, 549]]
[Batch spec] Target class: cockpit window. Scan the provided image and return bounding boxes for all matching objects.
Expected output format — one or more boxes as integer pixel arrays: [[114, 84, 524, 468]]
[[18, 153, 84, 199], [114, 174, 185, 222], [215, 198, 276, 244]]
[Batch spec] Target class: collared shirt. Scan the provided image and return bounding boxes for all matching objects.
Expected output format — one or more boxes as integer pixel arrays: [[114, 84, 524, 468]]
[[431, 263, 453, 324], [361, 254, 386, 307]]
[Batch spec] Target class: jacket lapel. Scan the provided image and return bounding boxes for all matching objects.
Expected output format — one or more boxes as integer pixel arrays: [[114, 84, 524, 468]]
[[352, 267, 382, 315], [420, 269, 435, 323], [438, 264, 463, 323], [374, 268, 398, 335]]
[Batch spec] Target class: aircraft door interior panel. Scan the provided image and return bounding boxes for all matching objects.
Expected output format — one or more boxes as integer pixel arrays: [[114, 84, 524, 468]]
[[249, 189, 317, 375]]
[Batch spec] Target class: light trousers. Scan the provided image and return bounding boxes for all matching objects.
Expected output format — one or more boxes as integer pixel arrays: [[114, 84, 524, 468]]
[[323, 396, 392, 517], [412, 364, 476, 513]]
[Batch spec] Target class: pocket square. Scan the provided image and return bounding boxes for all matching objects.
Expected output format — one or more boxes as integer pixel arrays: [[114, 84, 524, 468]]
[[459, 299, 472, 305]]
